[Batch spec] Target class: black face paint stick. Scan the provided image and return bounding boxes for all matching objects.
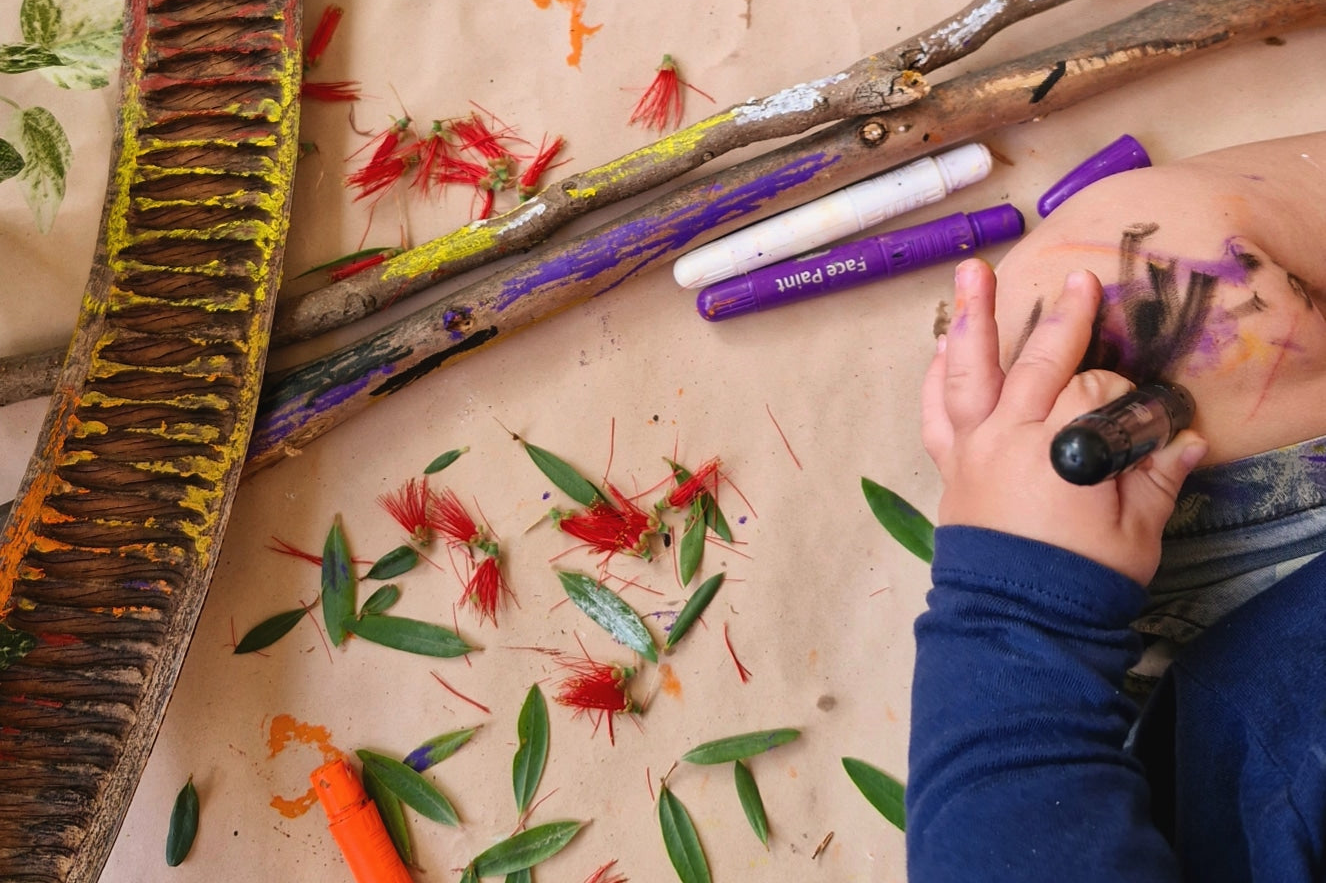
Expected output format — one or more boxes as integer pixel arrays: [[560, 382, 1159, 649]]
[[1050, 381, 1196, 486]]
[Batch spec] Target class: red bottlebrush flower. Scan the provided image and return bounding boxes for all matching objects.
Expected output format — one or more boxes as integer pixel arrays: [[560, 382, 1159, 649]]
[[304, 5, 345, 69], [629, 54, 714, 132], [346, 117, 414, 200], [451, 112, 518, 163], [553, 655, 636, 745], [429, 487, 483, 549], [301, 80, 361, 102], [406, 121, 457, 195], [664, 457, 722, 509], [554, 484, 658, 560], [583, 860, 628, 883], [519, 135, 567, 200], [462, 554, 508, 627], [378, 478, 434, 545], [326, 247, 400, 282]]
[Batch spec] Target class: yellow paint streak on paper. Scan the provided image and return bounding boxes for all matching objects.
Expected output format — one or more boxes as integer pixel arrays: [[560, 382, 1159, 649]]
[[531, 0, 602, 67], [266, 713, 343, 819]]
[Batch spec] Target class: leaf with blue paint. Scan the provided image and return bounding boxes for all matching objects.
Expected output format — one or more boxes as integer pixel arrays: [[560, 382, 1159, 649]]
[[734, 759, 769, 846], [665, 572, 725, 650], [321, 515, 356, 646], [557, 571, 657, 662], [842, 756, 906, 831], [512, 684, 549, 815], [471, 820, 585, 876], [861, 477, 934, 563], [404, 726, 479, 772], [680, 728, 800, 765], [356, 749, 460, 826], [658, 785, 710, 883], [234, 607, 306, 654]]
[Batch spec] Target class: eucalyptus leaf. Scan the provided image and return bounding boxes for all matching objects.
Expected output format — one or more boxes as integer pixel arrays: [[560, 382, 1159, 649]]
[[524, 441, 602, 506], [504, 870, 532, 883], [0, 44, 64, 73], [557, 571, 657, 662], [7, 105, 71, 232], [356, 749, 460, 826], [359, 584, 402, 617], [471, 819, 585, 876], [404, 726, 479, 772], [668, 459, 732, 543], [366, 545, 418, 580], [678, 502, 705, 587], [165, 776, 199, 867], [321, 515, 355, 646], [512, 684, 549, 815], [346, 613, 473, 658], [424, 446, 468, 474], [233, 607, 306, 654], [842, 757, 907, 831], [861, 477, 934, 564], [733, 759, 769, 846], [681, 728, 800, 765], [658, 785, 710, 883], [0, 139, 23, 184], [665, 572, 725, 650], [361, 763, 412, 864], [459, 865, 479, 883], [0, 622, 37, 671]]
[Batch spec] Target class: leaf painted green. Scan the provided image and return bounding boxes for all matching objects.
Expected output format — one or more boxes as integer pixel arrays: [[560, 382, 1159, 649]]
[[359, 584, 401, 617], [504, 869, 532, 883], [861, 477, 934, 564], [681, 728, 800, 765], [22, 0, 123, 90], [658, 785, 710, 883], [471, 820, 585, 876], [165, 776, 199, 867], [356, 749, 460, 826], [7, 105, 71, 232], [0, 622, 37, 671], [404, 727, 479, 772], [734, 759, 769, 846], [346, 613, 473, 658], [233, 607, 306, 654], [361, 763, 412, 864], [665, 572, 724, 650], [0, 44, 64, 73], [366, 545, 418, 580], [524, 441, 602, 506], [512, 684, 549, 815], [321, 515, 355, 646], [0, 139, 23, 184], [678, 502, 705, 587], [557, 571, 657, 662], [842, 757, 906, 831], [424, 446, 469, 475]]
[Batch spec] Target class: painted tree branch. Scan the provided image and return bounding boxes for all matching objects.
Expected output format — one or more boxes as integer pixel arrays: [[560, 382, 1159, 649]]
[[244, 0, 1326, 474], [0, 0, 1072, 407]]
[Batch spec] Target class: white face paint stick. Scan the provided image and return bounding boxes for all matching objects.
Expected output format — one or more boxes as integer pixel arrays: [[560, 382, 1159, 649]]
[[672, 142, 994, 289]]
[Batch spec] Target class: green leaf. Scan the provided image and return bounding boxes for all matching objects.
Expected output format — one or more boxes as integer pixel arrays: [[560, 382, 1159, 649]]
[[424, 446, 469, 475], [23, 0, 123, 90], [356, 749, 460, 826], [504, 870, 532, 883], [361, 763, 412, 864], [20, 0, 61, 45], [861, 477, 934, 564], [665, 572, 724, 650], [471, 820, 585, 876], [0, 139, 23, 184], [404, 727, 479, 772], [0, 622, 37, 671], [233, 607, 306, 654], [321, 515, 355, 646], [681, 728, 800, 765], [165, 776, 199, 867], [346, 613, 474, 658], [734, 759, 769, 846], [557, 571, 657, 663], [668, 460, 732, 543], [459, 865, 479, 883], [512, 684, 549, 815], [524, 441, 603, 506], [658, 785, 710, 883], [7, 105, 71, 233], [359, 584, 402, 617], [0, 43, 64, 73], [842, 757, 906, 831], [678, 502, 706, 587], [365, 545, 418, 580]]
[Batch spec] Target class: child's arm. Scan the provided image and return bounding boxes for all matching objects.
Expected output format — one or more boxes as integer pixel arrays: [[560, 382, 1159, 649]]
[[906, 262, 1205, 880]]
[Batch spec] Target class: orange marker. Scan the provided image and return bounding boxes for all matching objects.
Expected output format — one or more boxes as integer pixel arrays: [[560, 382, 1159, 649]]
[[311, 758, 414, 883]]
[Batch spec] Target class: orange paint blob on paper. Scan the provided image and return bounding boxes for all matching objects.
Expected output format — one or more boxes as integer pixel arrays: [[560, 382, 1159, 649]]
[[659, 663, 683, 699], [266, 713, 343, 819], [531, 0, 602, 67]]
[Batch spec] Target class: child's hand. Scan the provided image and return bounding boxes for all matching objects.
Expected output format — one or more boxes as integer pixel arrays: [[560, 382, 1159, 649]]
[[921, 260, 1208, 586]]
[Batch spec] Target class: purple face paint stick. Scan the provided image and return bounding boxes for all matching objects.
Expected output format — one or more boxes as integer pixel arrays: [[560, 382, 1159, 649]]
[[695, 204, 1024, 322], [1037, 134, 1151, 217]]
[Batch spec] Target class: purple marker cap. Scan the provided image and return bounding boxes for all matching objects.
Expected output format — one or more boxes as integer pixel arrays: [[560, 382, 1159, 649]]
[[1037, 134, 1151, 217]]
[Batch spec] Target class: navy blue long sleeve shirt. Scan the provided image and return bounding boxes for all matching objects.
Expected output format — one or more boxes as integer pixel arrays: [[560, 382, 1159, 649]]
[[907, 526, 1326, 882]]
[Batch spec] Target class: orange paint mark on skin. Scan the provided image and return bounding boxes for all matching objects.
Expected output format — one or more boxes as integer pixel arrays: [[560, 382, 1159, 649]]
[[787, 765, 799, 778], [659, 663, 683, 699], [885, 705, 899, 722], [531, 0, 602, 67], [266, 713, 343, 819]]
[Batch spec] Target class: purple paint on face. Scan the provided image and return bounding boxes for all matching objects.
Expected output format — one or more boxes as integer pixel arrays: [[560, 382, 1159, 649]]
[[494, 152, 841, 311]]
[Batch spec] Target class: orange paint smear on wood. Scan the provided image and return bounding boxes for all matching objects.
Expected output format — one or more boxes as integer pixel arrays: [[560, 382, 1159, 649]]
[[266, 713, 343, 818], [659, 663, 683, 699], [531, 0, 602, 67]]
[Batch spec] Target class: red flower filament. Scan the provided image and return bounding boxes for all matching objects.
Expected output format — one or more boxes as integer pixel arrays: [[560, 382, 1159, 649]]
[[555, 484, 658, 560], [582, 860, 628, 883], [519, 135, 567, 200], [347, 117, 414, 201], [462, 553, 508, 627], [555, 657, 636, 745], [378, 478, 434, 545], [451, 112, 518, 163], [629, 54, 713, 132], [304, 5, 344, 69], [326, 247, 399, 282], [664, 457, 722, 509], [429, 487, 483, 548], [407, 121, 457, 195], [301, 80, 360, 103]]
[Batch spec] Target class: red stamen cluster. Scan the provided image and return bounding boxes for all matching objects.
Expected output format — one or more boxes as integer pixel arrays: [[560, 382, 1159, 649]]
[[554, 484, 659, 561], [377, 477, 436, 545], [663, 457, 723, 510], [301, 6, 361, 103], [629, 54, 714, 133], [551, 653, 636, 745], [519, 135, 567, 200]]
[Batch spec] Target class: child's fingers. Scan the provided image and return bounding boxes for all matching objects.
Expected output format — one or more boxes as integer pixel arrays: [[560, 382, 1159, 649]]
[[999, 270, 1103, 422], [1043, 369, 1136, 435], [1118, 429, 1208, 537], [942, 259, 1004, 434], [920, 336, 954, 461]]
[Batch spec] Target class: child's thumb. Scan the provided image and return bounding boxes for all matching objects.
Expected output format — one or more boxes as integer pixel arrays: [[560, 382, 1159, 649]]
[[1121, 429, 1208, 526]]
